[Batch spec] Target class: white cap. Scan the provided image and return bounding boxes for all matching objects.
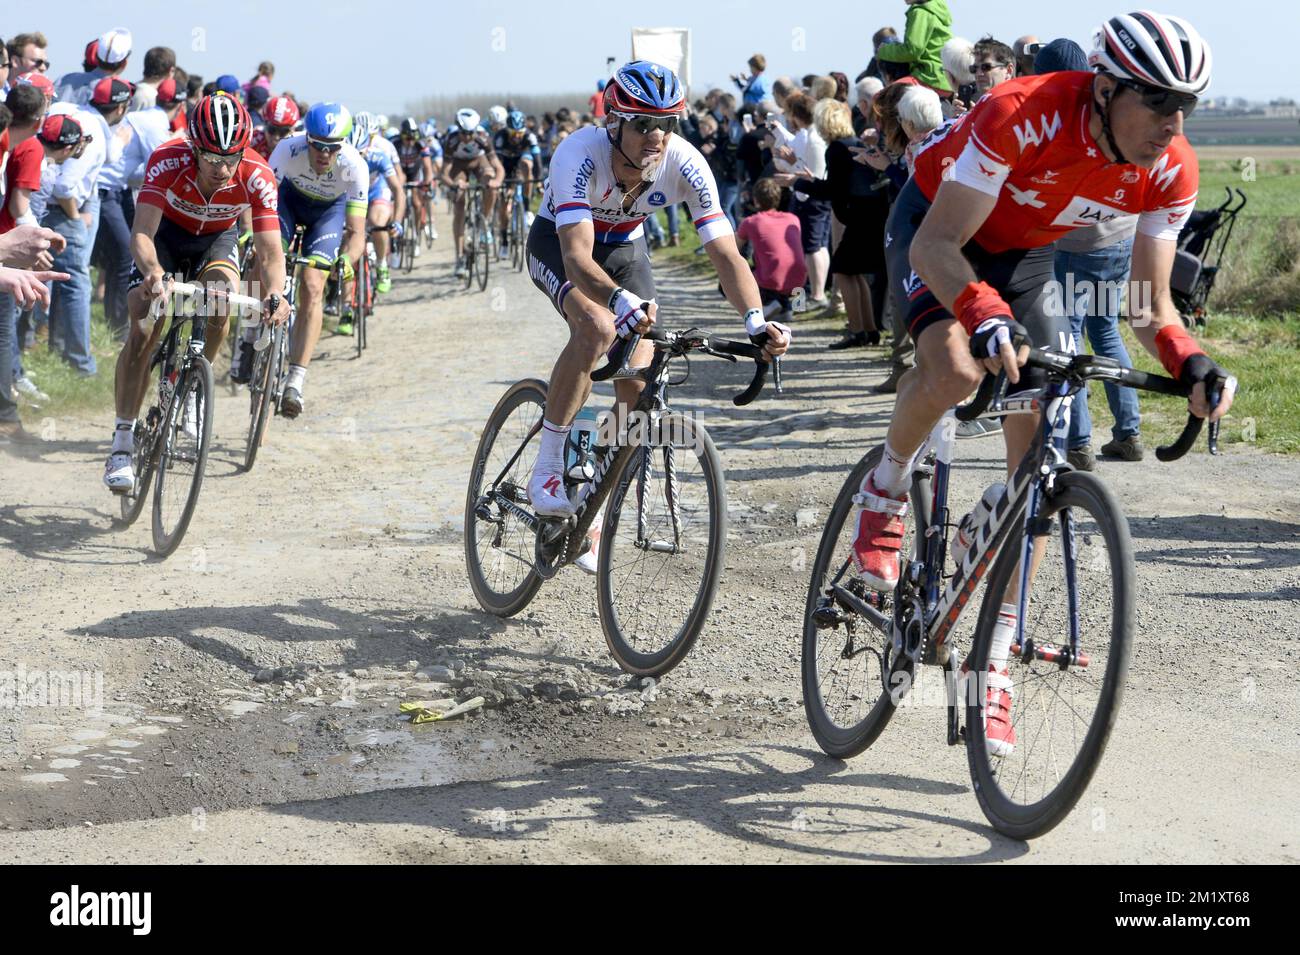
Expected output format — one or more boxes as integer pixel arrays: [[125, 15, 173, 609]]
[[96, 27, 133, 66]]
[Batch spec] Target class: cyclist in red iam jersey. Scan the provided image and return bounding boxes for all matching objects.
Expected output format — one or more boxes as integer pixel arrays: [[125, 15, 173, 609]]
[[104, 92, 291, 493], [848, 12, 1236, 755]]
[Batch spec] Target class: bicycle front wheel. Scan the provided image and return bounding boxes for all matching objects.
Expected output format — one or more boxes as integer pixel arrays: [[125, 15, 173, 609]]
[[464, 378, 547, 616], [801, 445, 932, 758], [597, 413, 726, 678], [152, 356, 215, 557], [476, 212, 491, 292], [965, 470, 1134, 839], [356, 258, 370, 358]]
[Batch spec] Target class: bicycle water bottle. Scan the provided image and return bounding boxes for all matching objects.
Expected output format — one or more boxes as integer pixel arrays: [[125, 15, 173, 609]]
[[951, 481, 1005, 568], [566, 408, 600, 504]]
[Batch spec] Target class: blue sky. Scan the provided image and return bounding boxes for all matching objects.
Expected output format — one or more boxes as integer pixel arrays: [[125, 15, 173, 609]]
[[28, 1, 1297, 114]]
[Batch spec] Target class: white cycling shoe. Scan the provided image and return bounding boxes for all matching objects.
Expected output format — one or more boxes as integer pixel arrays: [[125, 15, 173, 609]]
[[528, 468, 575, 518], [574, 528, 601, 575], [104, 451, 135, 494]]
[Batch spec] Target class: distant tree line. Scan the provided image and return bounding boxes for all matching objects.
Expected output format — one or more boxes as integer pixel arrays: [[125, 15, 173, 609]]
[[402, 92, 595, 124]]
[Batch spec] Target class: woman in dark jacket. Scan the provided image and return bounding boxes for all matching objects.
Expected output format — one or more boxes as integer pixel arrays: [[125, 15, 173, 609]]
[[775, 99, 884, 348]]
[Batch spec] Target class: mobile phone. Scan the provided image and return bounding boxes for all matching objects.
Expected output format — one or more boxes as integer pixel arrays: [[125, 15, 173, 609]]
[[742, 114, 754, 132]]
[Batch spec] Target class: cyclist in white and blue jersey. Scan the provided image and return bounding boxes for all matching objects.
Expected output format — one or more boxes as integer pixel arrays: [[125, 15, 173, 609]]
[[268, 102, 368, 417], [349, 111, 405, 298]]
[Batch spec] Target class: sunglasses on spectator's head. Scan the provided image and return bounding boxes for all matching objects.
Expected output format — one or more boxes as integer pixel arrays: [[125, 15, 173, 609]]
[[623, 115, 679, 135], [195, 148, 238, 168], [974, 61, 1010, 74], [307, 138, 343, 153], [1117, 78, 1198, 117]]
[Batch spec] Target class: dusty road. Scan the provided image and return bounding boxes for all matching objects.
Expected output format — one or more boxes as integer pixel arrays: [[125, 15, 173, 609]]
[[2, 235, 1298, 863]]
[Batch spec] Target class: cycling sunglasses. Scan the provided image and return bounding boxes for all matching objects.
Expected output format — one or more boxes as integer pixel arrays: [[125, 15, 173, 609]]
[[622, 114, 680, 135], [1117, 78, 1198, 117], [195, 148, 239, 168], [307, 137, 344, 153]]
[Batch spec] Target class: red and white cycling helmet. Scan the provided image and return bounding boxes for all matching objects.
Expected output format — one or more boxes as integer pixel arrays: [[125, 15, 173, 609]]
[[188, 91, 253, 155], [264, 95, 301, 131], [1090, 11, 1211, 96]]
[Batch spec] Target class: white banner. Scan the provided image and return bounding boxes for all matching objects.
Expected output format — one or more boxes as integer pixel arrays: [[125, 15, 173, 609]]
[[631, 27, 692, 95]]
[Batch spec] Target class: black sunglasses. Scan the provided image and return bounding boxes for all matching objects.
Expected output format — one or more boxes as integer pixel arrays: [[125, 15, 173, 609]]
[[973, 61, 1010, 74], [627, 115, 679, 135], [1117, 78, 1198, 117], [307, 138, 343, 153]]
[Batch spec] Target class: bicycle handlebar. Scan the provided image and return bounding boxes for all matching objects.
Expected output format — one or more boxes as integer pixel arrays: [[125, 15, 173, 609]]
[[957, 348, 1227, 463], [591, 323, 777, 407]]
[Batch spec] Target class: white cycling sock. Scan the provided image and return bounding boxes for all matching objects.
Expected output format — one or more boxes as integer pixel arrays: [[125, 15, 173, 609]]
[[869, 440, 918, 498], [989, 602, 1018, 671], [111, 418, 134, 454], [536, 420, 571, 477], [285, 364, 307, 392]]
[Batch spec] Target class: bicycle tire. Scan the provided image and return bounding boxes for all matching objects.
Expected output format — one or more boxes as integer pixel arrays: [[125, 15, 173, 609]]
[[965, 470, 1134, 839], [118, 417, 160, 527], [356, 256, 369, 358], [801, 446, 932, 759], [596, 414, 726, 678], [151, 355, 214, 558], [243, 323, 282, 472], [464, 378, 547, 616], [464, 201, 477, 291], [476, 208, 491, 292]]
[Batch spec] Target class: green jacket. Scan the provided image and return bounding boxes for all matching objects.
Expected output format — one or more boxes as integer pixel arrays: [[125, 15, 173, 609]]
[[875, 0, 953, 92]]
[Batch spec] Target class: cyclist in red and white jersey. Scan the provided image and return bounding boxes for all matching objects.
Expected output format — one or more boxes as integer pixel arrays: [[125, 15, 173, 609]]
[[848, 12, 1236, 756], [249, 95, 300, 160], [104, 92, 290, 492]]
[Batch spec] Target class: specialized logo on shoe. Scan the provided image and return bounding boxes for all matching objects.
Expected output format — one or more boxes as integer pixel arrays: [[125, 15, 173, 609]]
[[542, 475, 562, 496]]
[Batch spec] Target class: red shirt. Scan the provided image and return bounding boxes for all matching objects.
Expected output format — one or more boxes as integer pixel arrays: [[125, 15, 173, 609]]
[[911, 71, 1198, 253], [1, 137, 46, 234], [249, 127, 271, 160], [589, 92, 606, 119], [0, 128, 9, 172], [137, 136, 279, 236], [736, 210, 807, 293]]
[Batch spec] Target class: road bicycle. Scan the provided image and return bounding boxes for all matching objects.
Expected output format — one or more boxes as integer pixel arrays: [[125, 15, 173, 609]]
[[118, 281, 271, 556], [503, 178, 529, 273], [331, 226, 386, 358], [466, 323, 780, 676], [802, 348, 1230, 838], [462, 184, 492, 293]]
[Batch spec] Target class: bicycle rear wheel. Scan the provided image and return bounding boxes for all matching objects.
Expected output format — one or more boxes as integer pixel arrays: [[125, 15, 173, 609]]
[[801, 446, 932, 758], [476, 208, 491, 292], [243, 323, 282, 472], [597, 413, 726, 678], [356, 257, 369, 358], [965, 470, 1134, 839], [464, 378, 547, 616], [151, 355, 214, 557], [118, 417, 159, 527]]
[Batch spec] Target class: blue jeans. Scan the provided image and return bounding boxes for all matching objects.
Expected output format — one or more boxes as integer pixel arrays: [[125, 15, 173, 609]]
[[95, 187, 135, 337], [717, 179, 740, 228], [44, 198, 100, 376], [0, 291, 18, 423], [1055, 237, 1141, 446]]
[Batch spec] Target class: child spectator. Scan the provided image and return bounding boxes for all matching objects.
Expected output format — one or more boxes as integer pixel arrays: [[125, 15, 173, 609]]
[[735, 178, 807, 321]]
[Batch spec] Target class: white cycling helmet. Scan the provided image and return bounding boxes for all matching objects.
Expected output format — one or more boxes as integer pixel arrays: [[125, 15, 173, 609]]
[[487, 105, 508, 129], [1090, 11, 1211, 96], [375, 113, 389, 131], [456, 107, 481, 132]]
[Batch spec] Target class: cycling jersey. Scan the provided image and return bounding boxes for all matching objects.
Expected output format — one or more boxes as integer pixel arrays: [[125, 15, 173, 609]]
[[137, 136, 279, 236], [250, 127, 271, 160], [493, 129, 540, 165], [539, 125, 732, 245], [269, 133, 368, 216], [424, 136, 443, 162], [443, 128, 494, 163], [396, 137, 430, 171], [912, 71, 1198, 253], [362, 143, 397, 202], [371, 135, 401, 203]]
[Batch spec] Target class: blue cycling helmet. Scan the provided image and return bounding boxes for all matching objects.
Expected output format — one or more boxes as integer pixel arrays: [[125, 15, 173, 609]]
[[422, 119, 438, 137], [604, 60, 685, 117], [304, 102, 352, 140], [506, 109, 526, 131], [348, 111, 374, 149]]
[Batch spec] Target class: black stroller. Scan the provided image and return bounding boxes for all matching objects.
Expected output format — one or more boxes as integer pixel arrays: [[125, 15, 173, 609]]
[[1171, 186, 1247, 327]]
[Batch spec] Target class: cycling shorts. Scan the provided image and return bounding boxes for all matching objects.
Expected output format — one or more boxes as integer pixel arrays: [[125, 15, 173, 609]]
[[279, 181, 348, 265], [884, 177, 1071, 393], [128, 218, 241, 290], [526, 215, 655, 318]]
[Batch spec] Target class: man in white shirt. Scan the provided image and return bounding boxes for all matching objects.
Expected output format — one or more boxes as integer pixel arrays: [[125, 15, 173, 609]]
[[128, 46, 174, 112], [86, 78, 135, 339], [55, 27, 131, 107]]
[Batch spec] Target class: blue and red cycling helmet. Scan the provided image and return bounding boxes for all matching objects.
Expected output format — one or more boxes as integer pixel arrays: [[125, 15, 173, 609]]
[[603, 60, 685, 118]]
